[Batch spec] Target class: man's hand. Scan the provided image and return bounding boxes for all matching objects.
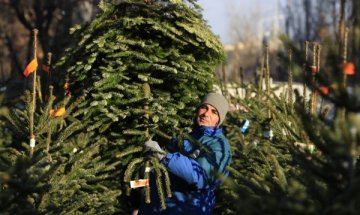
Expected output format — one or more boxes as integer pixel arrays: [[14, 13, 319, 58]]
[[144, 140, 166, 160]]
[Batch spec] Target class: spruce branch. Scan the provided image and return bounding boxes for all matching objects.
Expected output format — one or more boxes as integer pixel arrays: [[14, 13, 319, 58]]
[[29, 29, 39, 146], [287, 48, 293, 114], [123, 157, 144, 183], [116, 146, 143, 158], [158, 163, 172, 198], [151, 157, 166, 210], [144, 160, 151, 204], [303, 40, 309, 111]]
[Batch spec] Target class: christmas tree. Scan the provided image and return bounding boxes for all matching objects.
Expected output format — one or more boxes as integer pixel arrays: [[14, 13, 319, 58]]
[[215, 27, 360, 214], [1, 0, 225, 213], [215, 46, 317, 214], [56, 0, 224, 210]]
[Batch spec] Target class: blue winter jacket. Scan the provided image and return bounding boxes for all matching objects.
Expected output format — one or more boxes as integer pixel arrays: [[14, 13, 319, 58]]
[[139, 126, 232, 214]]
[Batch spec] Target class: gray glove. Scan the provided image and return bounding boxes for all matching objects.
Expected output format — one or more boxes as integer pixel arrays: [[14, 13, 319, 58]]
[[144, 140, 166, 160]]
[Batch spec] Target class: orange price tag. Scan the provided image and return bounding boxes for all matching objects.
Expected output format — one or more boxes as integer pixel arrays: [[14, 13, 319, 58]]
[[342, 62, 355, 75], [49, 107, 66, 117], [130, 179, 149, 188], [318, 86, 329, 95], [311, 66, 318, 73]]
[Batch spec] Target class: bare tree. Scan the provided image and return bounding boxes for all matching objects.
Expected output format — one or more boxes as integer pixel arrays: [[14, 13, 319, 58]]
[[223, 0, 283, 83], [284, 0, 353, 42], [224, 0, 261, 83], [0, 0, 100, 85], [350, 0, 360, 81]]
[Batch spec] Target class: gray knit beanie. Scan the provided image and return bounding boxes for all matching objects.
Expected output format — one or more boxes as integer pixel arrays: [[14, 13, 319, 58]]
[[199, 93, 229, 125]]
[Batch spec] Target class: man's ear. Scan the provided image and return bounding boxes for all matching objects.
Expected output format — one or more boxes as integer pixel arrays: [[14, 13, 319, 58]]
[[216, 113, 221, 126]]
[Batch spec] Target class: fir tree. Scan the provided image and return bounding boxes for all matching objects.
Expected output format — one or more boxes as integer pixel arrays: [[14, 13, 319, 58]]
[[215, 44, 322, 215], [53, 0, 225, 212], [217, 83, 318, 215], [2, 27, 129, 213], [215, 25, 360, 214]]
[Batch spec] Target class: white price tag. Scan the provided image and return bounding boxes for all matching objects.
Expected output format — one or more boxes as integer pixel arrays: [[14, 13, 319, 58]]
[[145, 167, 152, 173], [30, 138, 36, 148]]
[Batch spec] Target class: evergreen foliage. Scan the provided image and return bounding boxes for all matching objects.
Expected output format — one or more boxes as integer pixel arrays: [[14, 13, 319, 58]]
[[215, 37, 360, 214], [0, 81, 133, 214], [216, 82, 317, 215], [1, 0, 224, 212], [56, 0, 224, 139], [3, 1, 360, 214], [14, 0, 224, 213]]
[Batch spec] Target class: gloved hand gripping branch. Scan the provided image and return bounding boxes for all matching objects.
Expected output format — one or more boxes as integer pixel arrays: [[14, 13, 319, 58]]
[[142, 139, 172, 209], [144, 140, 166, 160]]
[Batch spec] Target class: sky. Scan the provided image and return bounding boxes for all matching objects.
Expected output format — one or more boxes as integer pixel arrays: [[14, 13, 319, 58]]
[[197, 0, 285, 44]]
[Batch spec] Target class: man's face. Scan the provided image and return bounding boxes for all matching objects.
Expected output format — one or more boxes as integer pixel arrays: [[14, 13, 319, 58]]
[[196, 104, 220, 127]]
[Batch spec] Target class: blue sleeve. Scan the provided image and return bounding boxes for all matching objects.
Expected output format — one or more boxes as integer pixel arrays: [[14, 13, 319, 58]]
[[161, 152, 207, 189]]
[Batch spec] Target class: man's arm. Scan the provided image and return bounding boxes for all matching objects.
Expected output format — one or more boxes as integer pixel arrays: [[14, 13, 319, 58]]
[[143, 140, 205, 188], [161, 152, 207, 189], [161, 138, 231, 189]]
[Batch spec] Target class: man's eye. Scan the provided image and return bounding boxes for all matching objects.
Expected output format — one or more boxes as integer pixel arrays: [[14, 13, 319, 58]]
[[212, 110, 218, 114], [200, 105, 207, 110]]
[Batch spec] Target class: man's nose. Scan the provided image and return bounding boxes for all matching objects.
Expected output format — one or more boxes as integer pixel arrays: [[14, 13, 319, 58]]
[[203, 109, 211, 116]]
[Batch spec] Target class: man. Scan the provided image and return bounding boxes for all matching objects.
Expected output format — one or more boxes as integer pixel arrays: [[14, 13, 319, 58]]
[[138, 93, 232, 214]]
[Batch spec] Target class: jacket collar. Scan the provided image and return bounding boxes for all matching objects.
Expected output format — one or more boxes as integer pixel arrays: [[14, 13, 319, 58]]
[[190, 125, 222, 139]]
